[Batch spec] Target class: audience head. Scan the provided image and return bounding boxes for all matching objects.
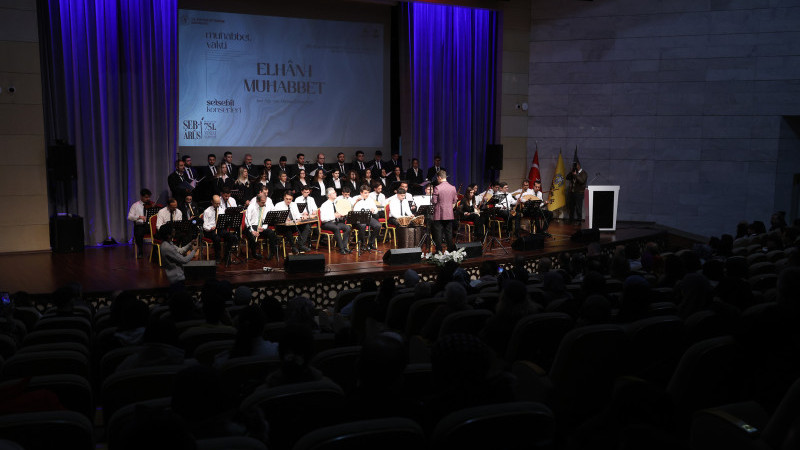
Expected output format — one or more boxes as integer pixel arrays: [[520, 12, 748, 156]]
[[403, 269, 420, 288], [285, 296, 316, 329], [444, 282, 468, 310], [578, 294, 612, 326], [259, 295, 285, 323], [619, 275, 652, 322], [172, 365, 233, 424], [357, 333, 407, 390], [431, 333, 493, 389], [231, 306, 267, 358]]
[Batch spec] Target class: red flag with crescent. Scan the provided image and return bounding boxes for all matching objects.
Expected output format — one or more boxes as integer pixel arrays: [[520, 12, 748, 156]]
[[528, 149, 541, 186]]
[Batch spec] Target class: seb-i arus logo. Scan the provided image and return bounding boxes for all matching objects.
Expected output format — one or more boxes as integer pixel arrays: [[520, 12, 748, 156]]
[[182, 117, 216, 140]]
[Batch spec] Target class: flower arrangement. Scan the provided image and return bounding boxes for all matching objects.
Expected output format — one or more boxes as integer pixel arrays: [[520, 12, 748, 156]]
[[423, 248, 467, 267]]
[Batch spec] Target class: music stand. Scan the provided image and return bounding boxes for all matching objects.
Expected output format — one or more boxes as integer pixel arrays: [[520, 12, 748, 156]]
[[482, 194, 509, 255], [172, 220, 199, 246], [416, 205, 434, 251], [346, 210, 373, 255], [265, 210, 290, 258], [231, 189, 247, 206], [296, 203, 307, 214], [226, 205, 245, 215], [145, 206, 160, 221], [217, 212, 243, 267]]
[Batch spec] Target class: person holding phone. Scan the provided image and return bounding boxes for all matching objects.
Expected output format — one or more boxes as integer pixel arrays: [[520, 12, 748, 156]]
[[160, 226, 198, 289]]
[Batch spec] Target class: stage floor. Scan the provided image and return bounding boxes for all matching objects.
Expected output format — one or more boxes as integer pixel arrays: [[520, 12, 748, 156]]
[[0, 221, 667, 295]]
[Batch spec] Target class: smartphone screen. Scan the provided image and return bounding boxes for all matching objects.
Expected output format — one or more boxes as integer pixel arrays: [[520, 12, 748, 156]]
[[1, 292, 10, 306], [498, 267, 504, 273]]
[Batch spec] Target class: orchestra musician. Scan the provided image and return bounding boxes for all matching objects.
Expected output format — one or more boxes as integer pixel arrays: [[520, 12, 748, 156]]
[[431, 170, 458, 253], [292, 168, 310, 196], [274, 190, 312, 254], [334, 152, 350, 177], [369, 150, 385, 173], [566, 161, 588, 224], [272, 172, 291, 204], [329, 168, 344, 196], [346, 169, 360, 193], [261, 158, 274, 185], [241, 154, 257, 179], [289, 153, 308, 179], [219, 187, 237, 213], [202, 195, 237, 263], [309, 153, 328, 179], [494, 182, 521, 238], [244, 193, 278, 260], [167, 159, 192, 201], [223, 151, 236, 180], [386, 151, 402, 174], [531, 179, 554, 234], [181, 155, 197, 182], [319, 187, 352, 254], [127, 188, 152, 258], [459, 184, 488, 240], [426, 155, 445, 186], [180, 194, 202, 229], [353, 150, 367, 176], [213, 163, 234, 195], [387, 187, 415, 227], [311, 169, 329, 206], [363, 168, 375, 191], [405, 158, 425, 195], [233, 167, 252, 206], [413, 184, 434, 207], [352, 184, 382, 251], [369, 182, 387, 218], [201, 153, 217, 179]]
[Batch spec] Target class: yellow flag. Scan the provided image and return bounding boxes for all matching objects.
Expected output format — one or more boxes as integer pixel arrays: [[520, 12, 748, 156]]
[[548, 151, 566, 211]]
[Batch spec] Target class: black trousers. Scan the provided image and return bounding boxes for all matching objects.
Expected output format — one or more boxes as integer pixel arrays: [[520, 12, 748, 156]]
[[495, 210, 521, 237], [355, 218, 382, 246], [569, 192, 584, 223], [204, 229, 236, 258], [133, 223, 149, 251], [246, 226, 277, 254], [322, 221, 351, 249], [432, 219, 455, 253], [533, 208, 554, 232]]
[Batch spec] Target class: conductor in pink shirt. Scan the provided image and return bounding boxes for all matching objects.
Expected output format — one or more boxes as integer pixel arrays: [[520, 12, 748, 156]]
[[432, 170, 458, 253]]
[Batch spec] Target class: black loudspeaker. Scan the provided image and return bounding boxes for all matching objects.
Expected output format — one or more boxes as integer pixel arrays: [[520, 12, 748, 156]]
[[571, 228, 600, 243], [285, 254, 326, 274], [382, 247, 422, 265], [486, 144, 503, 171], [47, 144, 78, 182], [184, 261, 216, 280], [50, 215, 84, 253], [512, 234, 544, 251], [455, 242, 483, 259]]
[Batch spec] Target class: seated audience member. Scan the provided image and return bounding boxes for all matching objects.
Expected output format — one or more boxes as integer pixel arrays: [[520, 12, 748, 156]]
[[346, 333, 421, 421], [576, 295, 612, 327], [215, 305, 278, 366], [197, 281, 235, 331], [172, 365, 267, 443], [480, 280, 539, 356], [168, 290, 199, 322], [402, 269, 421, 290], [615, 275, 652, 323], [471, 260, 499, 288], [116, 316, 185, 371], [497, 256, 530, 286], [113, 297, 150, 346], [421, 282, 471, 341], [265, 324, 325, 387], [425, 333, 515, 430], [259, 295, 285, 323]]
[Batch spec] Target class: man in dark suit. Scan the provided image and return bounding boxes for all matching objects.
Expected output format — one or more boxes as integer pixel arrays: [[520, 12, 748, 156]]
[[274, 156, 289, 180], [201, 153, 218, 179], [369, 150, 385, 174], [261, 158, 275, 185], [352, 150, 367, 176], [566, 161, 588, 224], [334, 152, 350, 178], [431, 170, 458, 253], [309, 152, 329, 179], [385, 151, 402, 175], [288, 153, 308, 179], [223, 151, 237, 179], [426, 155, 445, 186], [180, 194, 202, 229], [181, 155, 197, 182], [168, 159, 192, 201], [241, 153, 258, 179], [406, 158, 425, 195]]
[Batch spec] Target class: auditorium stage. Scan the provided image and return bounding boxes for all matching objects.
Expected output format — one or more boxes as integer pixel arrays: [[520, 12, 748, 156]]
[[0, 221, 675, 303]]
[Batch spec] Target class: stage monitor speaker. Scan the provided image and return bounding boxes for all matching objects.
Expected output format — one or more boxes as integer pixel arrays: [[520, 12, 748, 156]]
[[512, 234, 544, 251], [382, 247, 422, 265], [285, 254, 326, 274], [486, 144, 503, 171], [455, 242, 483, 259], [50, 215, 84, 253], [571, 228, 600, 243], [47, 144, 77, 182], [185, 260, 216, 280]]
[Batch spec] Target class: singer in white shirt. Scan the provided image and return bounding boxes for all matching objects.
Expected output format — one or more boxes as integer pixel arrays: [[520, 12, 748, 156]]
[[319, 188, 352, 254], [273, 191, 312, 253], [243, 193, 277, 260], [352, 185, 382, 250], [127, 188, 152, 258], [387, 188, 415, 227], [201, 195, 236, 262]]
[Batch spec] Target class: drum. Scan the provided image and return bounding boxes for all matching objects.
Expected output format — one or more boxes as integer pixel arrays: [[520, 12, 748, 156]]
[[397, 226, 424, 248], [396, 216, 414, 227], [411, 215, 425, 227], [335, 198, 352, 215]]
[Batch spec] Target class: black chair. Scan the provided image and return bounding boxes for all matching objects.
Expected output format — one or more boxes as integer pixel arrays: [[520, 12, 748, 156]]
[[623, 315, 684, 383], [384, 293, 418, 332], [0, 374, 93, 419], [311, 346, 362, 395], [405, 298, 445, 337], [431, 402, 555, 450], [504, 312, 573, 371], [438, 309, 493, 338], [101, 364, 190, 425], [0, 411, 94, 450], [2, 350, 90, 380], [293, 417, 425, 450]]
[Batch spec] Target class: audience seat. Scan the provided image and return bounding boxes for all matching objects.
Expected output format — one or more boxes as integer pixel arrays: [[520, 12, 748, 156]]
[[218, 355, 281, 399], [0, 335, 15, 360], [0, 374, 93, 419], [505, 312, 574, 371], [311, 346, 362, 395], [106, 397, 172, 449], [333, 288, 360, 313], [438, 309, 492, 338], [101, 364, 190, 425], [293, 417, 425, 450], [2, 350, 90, 380], [18, 342, 90, 359], [11, 306, 40, 333], [384, 293, 418, 332], [431, 401, 555, 450], [405, 298, 446, 338], [747, 261, 776, 277], [179, 327, 237, 356], [0, 411, 94, 450], [193, 339, 234, 366], [623, 315, 685, 383], [22, 329, 90, 349], [197, 436, 267, 450], [33, 316, 92, 337], [98, 345, 145, 386], [241, 379, 346, 450]]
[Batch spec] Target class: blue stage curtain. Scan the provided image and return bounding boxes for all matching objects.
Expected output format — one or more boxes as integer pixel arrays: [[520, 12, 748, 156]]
[[42, 0, 177, 245], [406, 3, 499, 188]]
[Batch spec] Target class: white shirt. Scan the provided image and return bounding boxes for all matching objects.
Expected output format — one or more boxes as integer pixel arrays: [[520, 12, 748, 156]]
[[202, 205, 220, 231], [353, 196, 378, 214], [332, 178, 342, 189], [156, 207, 182, 230], [336, 195, 357, 206], [388, 196, 413, 219], [319, 199, 338, 223], [294, 196, 318, 216], [128, 201, 146, 224], [246, 201, 272, 231], [496, 191, 516, 210], [219, 196, 237, 213], [316, 180, 327, 193], [273, 201, 304, 221], [369, 192, 387, 207]]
